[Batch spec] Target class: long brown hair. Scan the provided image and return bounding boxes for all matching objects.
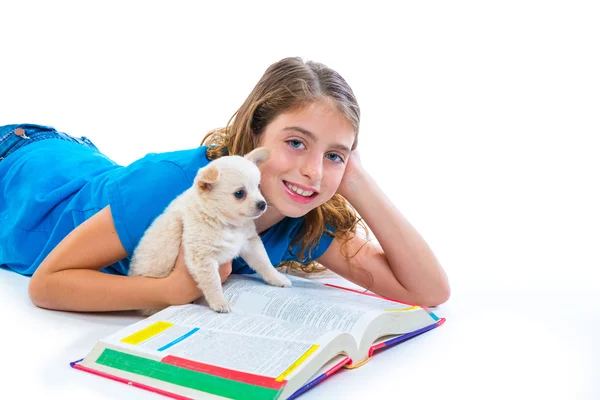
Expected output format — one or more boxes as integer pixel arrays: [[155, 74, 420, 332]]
[[201, 57, 368, 273]]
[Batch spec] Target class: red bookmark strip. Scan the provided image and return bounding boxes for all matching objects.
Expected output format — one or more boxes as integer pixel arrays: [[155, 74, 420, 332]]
[[370, 342, 387, 355], [325, 357, 353, 377], [162, 355, 286, 390], [324, 284, 417, 306]]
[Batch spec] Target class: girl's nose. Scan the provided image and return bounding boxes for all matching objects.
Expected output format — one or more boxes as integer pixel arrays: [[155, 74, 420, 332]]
[[300, 157, 323, 181]]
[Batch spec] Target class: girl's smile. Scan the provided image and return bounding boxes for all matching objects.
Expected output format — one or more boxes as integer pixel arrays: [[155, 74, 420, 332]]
[[282, 180, 319, 204]]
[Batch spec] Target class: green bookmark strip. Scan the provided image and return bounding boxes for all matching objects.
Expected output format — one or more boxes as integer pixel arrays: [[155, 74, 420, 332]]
[[96, 349, 281, 400]]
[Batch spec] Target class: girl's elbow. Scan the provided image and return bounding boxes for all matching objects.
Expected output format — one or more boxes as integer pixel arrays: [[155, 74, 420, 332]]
[[28, 273, 54, 309], [430, 287, 451, 307], [422, 267, 451, 307], [424, 281, 451, 307], [389, 282, 450, 308]]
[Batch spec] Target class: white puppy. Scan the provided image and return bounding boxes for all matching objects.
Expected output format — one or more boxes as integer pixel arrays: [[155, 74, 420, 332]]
[[129, 147, 292, 313]]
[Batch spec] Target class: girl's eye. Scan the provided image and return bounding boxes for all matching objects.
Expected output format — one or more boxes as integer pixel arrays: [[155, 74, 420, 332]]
[[326, 153, 344, 163], [287, 139, 305, 149], [234, 190, 246, 199]]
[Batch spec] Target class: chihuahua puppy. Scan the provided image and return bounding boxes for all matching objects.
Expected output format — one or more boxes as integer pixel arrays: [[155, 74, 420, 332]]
[[129, 147, 292, 313]]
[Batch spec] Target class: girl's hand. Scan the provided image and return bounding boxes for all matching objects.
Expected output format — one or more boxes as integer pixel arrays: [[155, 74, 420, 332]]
[[337, 149, 367, 199], [163, 244, 232, 305]]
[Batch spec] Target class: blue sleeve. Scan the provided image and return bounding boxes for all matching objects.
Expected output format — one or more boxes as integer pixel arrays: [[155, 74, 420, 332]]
[[308, 229, 335, 261], [107, 161, 191, 255], [284, 224, 336, 264]]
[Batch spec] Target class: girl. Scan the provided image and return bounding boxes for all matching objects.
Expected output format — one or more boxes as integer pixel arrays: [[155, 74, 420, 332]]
[[0, 57, 450, 312]]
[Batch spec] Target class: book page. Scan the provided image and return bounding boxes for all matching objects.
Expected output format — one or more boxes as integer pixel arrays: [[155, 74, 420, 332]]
[[160, 303, 334, 343], [99, 305, 341, 380], [205, 274, 407, 342], [159, 329, 316, 378], [224, 274, 411, 310], [103, 304, 338, 349]]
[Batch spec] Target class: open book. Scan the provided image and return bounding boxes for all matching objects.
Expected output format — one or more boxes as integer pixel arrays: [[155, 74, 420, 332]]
[[72, 274, 445, 399]]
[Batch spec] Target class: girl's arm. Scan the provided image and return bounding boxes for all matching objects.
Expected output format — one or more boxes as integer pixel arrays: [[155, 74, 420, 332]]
[[317, 154, 450, 307], [28, 205, 229, 312]]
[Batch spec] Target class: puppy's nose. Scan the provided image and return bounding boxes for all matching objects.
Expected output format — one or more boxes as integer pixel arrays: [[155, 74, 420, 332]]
[[256, 201, 267, 211]]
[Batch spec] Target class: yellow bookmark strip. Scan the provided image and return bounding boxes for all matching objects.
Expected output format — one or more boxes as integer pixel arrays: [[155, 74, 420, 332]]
[[275, 344, 319, 382], [385, 306, 421, 312], [121, 321, 175, 345]]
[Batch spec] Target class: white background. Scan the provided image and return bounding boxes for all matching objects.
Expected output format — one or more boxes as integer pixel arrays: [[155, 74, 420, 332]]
[[1, 1, 599, 399]]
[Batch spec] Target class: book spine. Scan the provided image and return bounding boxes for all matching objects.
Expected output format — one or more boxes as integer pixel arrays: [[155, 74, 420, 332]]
[[287, 357, 352, 400]]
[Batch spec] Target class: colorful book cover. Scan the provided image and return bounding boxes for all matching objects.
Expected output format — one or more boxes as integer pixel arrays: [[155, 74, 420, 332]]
[[71, 284, 445, 399]]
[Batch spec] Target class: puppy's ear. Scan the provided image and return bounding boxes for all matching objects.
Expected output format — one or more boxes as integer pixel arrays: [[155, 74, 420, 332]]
[[244, 147, 272, 166], [195, 164, 220, 192]]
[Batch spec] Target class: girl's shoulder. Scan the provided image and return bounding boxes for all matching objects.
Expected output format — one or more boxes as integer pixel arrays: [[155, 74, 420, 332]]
[[125, 145, 211, 180], [107, 145, 211, 255]]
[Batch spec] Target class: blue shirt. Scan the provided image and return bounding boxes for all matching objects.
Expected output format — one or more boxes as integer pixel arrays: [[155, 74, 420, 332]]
[[0, 139, 334, 276]]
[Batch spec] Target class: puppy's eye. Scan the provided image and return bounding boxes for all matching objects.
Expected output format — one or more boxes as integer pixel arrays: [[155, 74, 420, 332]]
[[234, 190, 246, 199]]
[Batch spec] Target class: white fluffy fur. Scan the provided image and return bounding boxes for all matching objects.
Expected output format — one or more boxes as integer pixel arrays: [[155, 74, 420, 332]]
[[129, 147, 292, 313]]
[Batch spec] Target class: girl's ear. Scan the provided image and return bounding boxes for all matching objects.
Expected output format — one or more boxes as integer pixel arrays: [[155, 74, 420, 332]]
[[195, 164, 220, 192], [244, 147, 272, 166]]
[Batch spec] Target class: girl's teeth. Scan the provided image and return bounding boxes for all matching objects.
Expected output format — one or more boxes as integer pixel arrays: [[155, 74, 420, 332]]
[[285, 182, 314, 197]]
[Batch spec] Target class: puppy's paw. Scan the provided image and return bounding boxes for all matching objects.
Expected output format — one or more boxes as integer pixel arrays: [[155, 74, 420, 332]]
[[264, 271, 292, 288], [209, 299, 232, 313], [139, 308, 163, 316]]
